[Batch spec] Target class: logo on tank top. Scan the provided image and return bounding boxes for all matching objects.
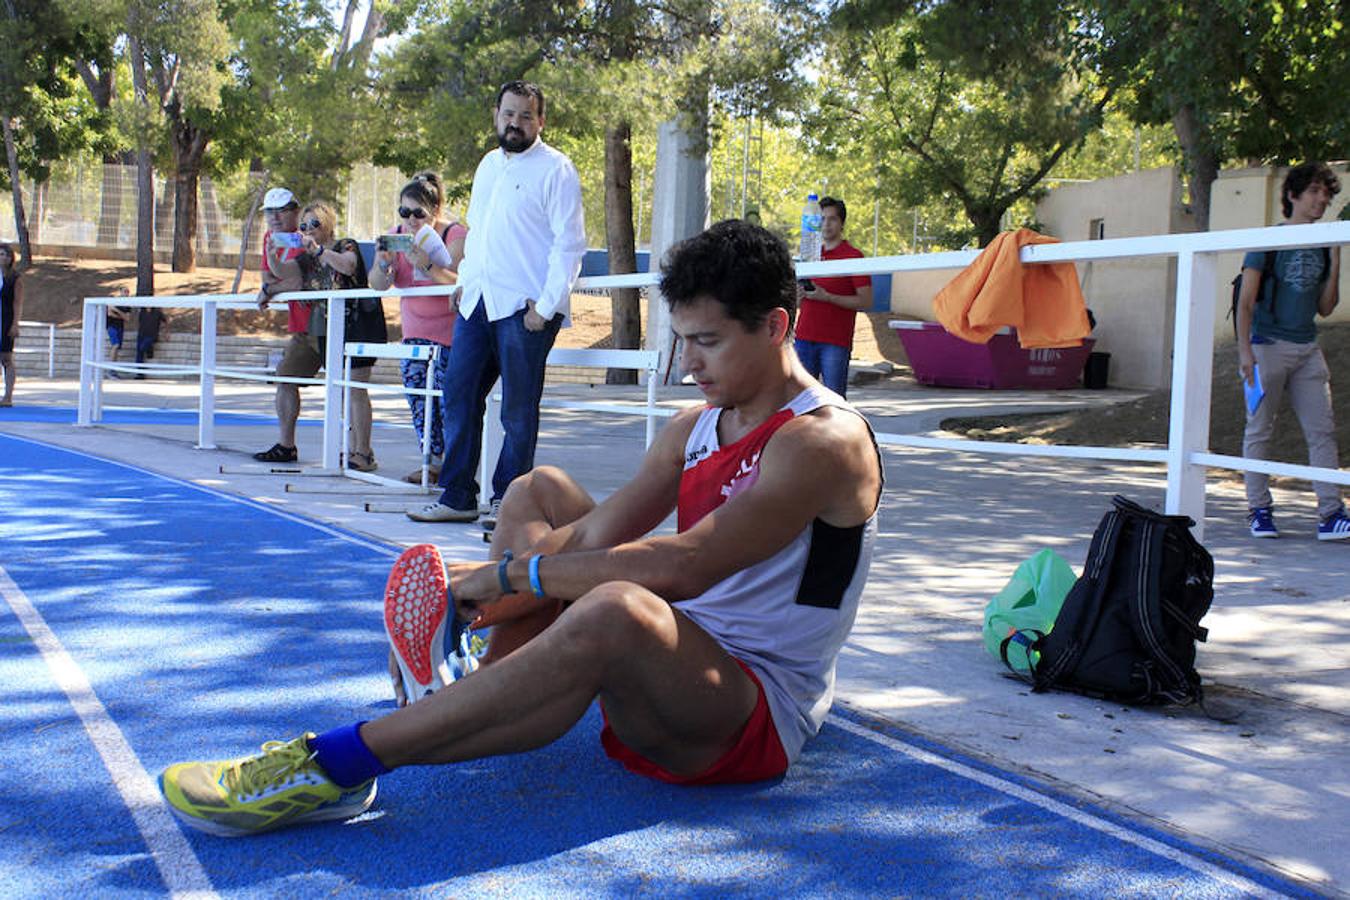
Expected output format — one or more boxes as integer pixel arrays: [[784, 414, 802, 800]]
[[685, 444, 710, 464], [720, 451, 761, 500]]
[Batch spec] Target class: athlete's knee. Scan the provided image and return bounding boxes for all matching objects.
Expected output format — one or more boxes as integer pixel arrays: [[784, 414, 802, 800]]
[[563, 583, 671, 656], [508, 466, 591, 524]]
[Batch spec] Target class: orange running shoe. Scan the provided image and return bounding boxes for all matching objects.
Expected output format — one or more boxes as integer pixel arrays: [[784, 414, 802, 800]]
[[384, 544, 454, 702]]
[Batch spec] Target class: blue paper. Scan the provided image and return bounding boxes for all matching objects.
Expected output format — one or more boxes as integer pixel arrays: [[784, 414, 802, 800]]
[[1244, 363, 1265, 415]]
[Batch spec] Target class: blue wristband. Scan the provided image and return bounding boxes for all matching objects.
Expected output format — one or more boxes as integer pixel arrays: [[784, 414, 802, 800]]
[[497, 550, 514, 594], [528, 554, 546, 599]]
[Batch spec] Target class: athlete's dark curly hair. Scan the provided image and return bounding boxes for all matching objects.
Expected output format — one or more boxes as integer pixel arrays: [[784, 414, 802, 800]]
[[1282, 162, 1341, 218], [659, 219, 797, 332]]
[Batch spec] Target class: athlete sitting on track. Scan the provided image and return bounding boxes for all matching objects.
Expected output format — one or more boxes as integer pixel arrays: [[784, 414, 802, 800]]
[[159, 219, 885, 836]]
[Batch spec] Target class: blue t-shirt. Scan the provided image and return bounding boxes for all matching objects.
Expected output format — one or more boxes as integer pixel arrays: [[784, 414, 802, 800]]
[[1242, 247, 1329, 344]]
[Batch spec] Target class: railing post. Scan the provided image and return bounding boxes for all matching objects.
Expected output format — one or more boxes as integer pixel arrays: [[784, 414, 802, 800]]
[[1165, 248, 1218, 537], [321, 295, 345, 471], [198, 300, 217, 449], [76, 301, 97, 426]]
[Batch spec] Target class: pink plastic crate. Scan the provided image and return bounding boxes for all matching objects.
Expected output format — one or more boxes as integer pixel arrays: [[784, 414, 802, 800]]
[[889, 321, 1095, 390]]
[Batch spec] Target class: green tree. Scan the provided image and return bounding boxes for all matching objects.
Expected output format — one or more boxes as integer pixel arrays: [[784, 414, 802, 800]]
[[0, 0, 106, 267], [1095, 0, 1350, 230], [816, 0, 1112, 247]]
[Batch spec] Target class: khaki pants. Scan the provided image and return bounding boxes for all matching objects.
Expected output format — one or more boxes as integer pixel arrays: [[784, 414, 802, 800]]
[[1243, 339, 1344, 520]]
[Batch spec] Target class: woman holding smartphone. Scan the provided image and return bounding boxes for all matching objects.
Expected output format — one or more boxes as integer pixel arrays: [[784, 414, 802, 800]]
[[368, 171, 466, 483], [295, 200, 387, 472]]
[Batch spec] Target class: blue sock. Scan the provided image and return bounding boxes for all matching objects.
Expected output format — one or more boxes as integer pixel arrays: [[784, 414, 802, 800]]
[[309, 722, 390, 788]]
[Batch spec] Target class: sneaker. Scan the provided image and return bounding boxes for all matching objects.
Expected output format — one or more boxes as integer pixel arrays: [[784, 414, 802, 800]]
[[1248, 507, 1278, 538], [253, 443, 298, 463], [159, 734, 377, 837], [481, 498, 502, 532], [1317, 510, 1350, 542], [406, 502, 478, 523], [384, 544, 453, 701]]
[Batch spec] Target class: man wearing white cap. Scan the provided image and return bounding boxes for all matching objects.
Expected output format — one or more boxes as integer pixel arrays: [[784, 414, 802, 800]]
[[253, 187, 309, 463]]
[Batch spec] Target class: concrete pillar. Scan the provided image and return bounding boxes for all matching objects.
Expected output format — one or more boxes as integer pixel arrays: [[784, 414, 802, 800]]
[[646, 117, 710, 382]]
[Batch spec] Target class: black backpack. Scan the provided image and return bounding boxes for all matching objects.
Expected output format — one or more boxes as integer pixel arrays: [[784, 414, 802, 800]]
[[1020, 496, 1214, 706], [1228, 248, 1330, 338]]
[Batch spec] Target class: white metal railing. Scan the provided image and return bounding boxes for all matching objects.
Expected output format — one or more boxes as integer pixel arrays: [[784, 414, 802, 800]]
[[577, 222, 1350, 538], [14, 320, 56, 378], [77, 282, 669, 485], [77, 221, 1350, 535]]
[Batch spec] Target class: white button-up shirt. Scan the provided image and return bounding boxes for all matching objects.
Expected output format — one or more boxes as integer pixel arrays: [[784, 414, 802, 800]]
[[456, 137, 587, 325]]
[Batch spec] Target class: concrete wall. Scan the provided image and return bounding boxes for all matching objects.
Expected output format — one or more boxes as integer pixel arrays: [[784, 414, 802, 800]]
[[1034, 167, 1195, 388], [889, 164, 1347, 390]]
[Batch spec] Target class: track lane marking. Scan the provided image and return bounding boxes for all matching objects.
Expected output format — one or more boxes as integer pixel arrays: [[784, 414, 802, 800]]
[[0, 566, 218, 899], [829, 714, 1282, 898]]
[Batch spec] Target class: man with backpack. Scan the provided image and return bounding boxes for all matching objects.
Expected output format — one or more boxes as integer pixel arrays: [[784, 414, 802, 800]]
[[1235, 161, 1347, 540]]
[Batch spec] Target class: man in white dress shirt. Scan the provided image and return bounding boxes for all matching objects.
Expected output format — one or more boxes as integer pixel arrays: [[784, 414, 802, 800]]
[[410, 80, 587, 525]]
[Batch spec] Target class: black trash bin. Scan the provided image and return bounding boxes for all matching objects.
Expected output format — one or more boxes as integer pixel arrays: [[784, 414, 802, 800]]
[[1083, 351, 1111, 389]]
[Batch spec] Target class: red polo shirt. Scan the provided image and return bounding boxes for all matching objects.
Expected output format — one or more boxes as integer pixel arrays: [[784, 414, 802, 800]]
[[796, 239, 870, 348]]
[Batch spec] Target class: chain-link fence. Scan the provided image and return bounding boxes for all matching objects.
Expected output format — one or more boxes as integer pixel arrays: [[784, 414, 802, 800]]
[[0, 159, 424, 261]]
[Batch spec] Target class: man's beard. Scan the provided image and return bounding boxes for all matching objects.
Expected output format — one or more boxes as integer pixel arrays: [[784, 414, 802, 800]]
[[498, 127, 531, 153]]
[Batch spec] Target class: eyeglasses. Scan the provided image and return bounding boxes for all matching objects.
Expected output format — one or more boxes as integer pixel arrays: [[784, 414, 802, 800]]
[[297, 219, 323, 232], [397, 206, 429, 220]]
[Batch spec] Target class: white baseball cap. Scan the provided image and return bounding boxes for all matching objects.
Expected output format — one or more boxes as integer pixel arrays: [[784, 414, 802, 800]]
[[261, 187, 296, 210]]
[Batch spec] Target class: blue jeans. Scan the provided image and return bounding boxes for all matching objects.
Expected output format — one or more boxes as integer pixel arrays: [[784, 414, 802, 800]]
[[437, 303, 561, 510], [794, 338, 850, 397]]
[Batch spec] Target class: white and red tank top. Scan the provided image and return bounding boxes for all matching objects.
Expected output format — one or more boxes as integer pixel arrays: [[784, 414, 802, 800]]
[[674, 384, 880, 762]]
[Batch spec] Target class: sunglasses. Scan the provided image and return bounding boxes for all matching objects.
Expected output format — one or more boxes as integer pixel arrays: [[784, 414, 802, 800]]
[[297, 219, 323, 232], [397, 206, 429, 220]]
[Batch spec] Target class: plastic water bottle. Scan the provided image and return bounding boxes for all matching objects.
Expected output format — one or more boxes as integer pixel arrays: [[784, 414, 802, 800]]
[[799, 192, 823, 262]]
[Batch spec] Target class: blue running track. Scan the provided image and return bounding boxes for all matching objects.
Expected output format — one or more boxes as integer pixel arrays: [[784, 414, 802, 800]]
[[0, 431, 1307, 897]]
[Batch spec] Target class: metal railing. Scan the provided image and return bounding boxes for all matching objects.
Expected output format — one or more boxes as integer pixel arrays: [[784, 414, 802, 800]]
[[572, 222, 1350, 537], [78, 221, 1350, 535], [76, 283, 666, 507]]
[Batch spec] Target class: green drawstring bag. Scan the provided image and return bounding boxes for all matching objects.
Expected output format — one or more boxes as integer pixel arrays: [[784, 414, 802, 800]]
[[983, 549, 1077, 673]]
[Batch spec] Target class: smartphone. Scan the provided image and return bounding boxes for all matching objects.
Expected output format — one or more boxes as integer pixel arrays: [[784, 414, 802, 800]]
[[271, 231, 304, 250], [798, 278, 816, 292], [377, 233, 414, 253]]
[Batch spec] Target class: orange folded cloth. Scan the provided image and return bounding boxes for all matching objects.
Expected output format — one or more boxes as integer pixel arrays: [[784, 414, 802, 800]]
[[933, 228, 1091, 349]]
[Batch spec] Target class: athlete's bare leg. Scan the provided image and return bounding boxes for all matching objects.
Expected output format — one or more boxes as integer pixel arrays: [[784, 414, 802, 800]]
[[364, 580, 759, 777], [476, 466, 596, 661], [369, 464, 760, 776]]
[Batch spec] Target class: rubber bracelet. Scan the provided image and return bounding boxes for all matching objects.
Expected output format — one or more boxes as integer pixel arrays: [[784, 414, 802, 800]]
[[496, 550, 514, 594], [528, 554, 546, 599]]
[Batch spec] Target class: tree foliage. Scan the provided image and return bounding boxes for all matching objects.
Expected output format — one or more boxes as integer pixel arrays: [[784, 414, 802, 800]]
[[815, 0, 1111, 247], [1094, 0, 1350, 229]]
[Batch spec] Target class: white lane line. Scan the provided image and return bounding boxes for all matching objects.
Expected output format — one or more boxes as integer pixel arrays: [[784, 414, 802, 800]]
[[0, 567, 219, 900], [827, 714, 1284, 899], [0, 432, 396, 558]]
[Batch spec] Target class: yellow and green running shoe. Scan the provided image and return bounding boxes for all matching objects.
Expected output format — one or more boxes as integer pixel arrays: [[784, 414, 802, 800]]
[[159, 734, 377, 837]]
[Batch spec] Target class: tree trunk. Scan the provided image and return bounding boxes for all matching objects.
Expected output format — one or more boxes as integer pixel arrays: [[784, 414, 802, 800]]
[[171, 117, 209, 272], [604, 119, 640, 385], [1171, 102, 1219, 232], [1, 114, 32, 270], [128, 35, 155, 296]]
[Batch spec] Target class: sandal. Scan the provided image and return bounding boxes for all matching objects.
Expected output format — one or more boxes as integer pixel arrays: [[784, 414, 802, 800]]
[[346, 451, 378, 473], [403, 465, 441, 484], [252, 443, 298, 463]]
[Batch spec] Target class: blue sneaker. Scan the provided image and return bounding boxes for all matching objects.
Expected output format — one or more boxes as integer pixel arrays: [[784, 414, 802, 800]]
[[1248, 507, 1278, 538], [1317, 510, 1350, 542]]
